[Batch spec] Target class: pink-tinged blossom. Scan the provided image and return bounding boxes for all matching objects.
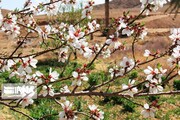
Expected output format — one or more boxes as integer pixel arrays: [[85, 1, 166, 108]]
[[144, 66, 159, 80], [60, 85, 71, 100], [23, 56, 38, 68], [41, 85, 54, 97], [58, 47, 69, 63], [102, 48, 111, 58], [145, 79, 163, 93], [72, 71, 88, 86], [87, 20, 100, 33], [17, 57, 38, 74], [116, 18, 127, 31], [59, 101, 77, 120], [28, 74, 43, 85], [122, 79, 138, 97], [120, 57, 135, 71], [89, 105, 104, 120], [17, 64, 32, 74], [122, 27, 134, 36], [72, 66, 89, 86], [140, 0, 169, 15], [81, 0, 94, 19], [49, 68, 59, 82], [141, 103, 155, 118], [20, 97, 34, 108], [1, 13, 20, 39], [139, 28, 147, 40], [69, 25, 85, 40], [172, 46, 180, 59], [109, 65, 124, 78], [169, 28, 180, 44], [19, 92, 35, 108], [106, 34, 122, 49], [0, 59, 15, 72], [144, 49, 151, 57], [36, 71, 44, 78]]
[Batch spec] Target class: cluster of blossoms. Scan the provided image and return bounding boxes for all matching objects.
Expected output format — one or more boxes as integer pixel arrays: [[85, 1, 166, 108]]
[[87, 20, 100, 34], [121, 79, 138, 97], [72, 64, 90, 86], [140, 0, 170, 15], [18, 66, 60, 107], [141, 100, 160, 118], [106, 33, 123, 50], [45, 0, 77, 16], [59, 100, 77, 119], [59, 101, 104, 120], [68, 25, 94, 59], [45, 2, 60, 16], [109, 57, 135, 78], [23, 0, 77, 16], [167, 28, 180, 74], [144, 66, 166, 93], [89, 105, 104, 120], [60, 19, 100, 60], [60, 85, 71, 100], [82, 0, 95, 19], [0, 56, 60, 107], [0, 56, 37, 79], [0, 12, 20, 39], [58, 46, 69, 63], [125, 22, 147, 40], [114, 13, 148, 40]]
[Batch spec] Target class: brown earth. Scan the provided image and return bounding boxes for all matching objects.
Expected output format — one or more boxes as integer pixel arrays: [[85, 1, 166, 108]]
[[94, 0, 141, 9]]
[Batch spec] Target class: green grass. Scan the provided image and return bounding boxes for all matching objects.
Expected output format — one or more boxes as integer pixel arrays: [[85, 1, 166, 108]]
[[0, 59, 180, 120]]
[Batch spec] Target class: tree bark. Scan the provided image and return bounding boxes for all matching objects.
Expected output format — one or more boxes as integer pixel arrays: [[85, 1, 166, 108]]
[[105, 0, 109, 28], [105, 0, 109, 38]]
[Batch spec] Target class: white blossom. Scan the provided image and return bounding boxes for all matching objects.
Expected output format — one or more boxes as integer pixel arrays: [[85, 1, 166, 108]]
[[169, 28, 180, 44], [145, 79, 163, 93], [58, 47, 69, 63], [144, 49, 151, 57], [89, 104, 104, 120], [122, 27, 134, 36], [41, 85, 54, 97], [120, 57, 135, 71], [72, 71, 88, 86], [81, 0, 94, 19], [60, 85, 71, 100], [49, 68, 59, 82], [140, 0, 169, 15], [116, 18, 127, 30], [122, 79, 138, 97], [141, 103, 155, 118], [59, 101, 77, 120]]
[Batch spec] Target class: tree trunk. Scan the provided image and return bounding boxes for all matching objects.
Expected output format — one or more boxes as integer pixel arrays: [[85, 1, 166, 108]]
[[105, 0, 109, 37], [105, 0, 109, 28]]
